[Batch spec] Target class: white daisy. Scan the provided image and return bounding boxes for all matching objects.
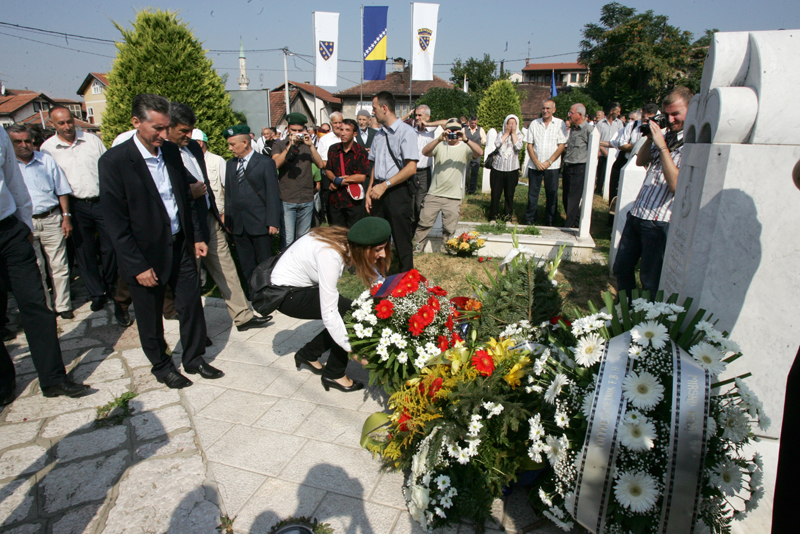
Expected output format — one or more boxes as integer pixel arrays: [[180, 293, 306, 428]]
[[538, 488, 553, 507], [381, 328, 393, 338], [706, 329, 724, 343], [467, 419, 483, 437], [695, 320, 714, 333], [439, 494, 453, 508], [719, 337, 741, 354], [711, 462, 743, 496], [396, 352, 408, 364], [545, 435, 567, 465], [624, 410, 644, 425], [614, 471, 659, 513], [482, 401, 504, 418], [456, 448, 471, 465], [413, 357, 427, 370], [545, 373, 570, 404], [581, 392, 594, 418], [574, 333, 605, 367], [434, 474, 451, 490], [690, 342, 727, 375], [390, 332, 404, 346], [719, 408, 750, 443], [749, 468, 763, 490], [758, 413, 772, 432], [622, 371, 665, 410], [705, 416, 717, 440], [362, 327, 373, 338], [630, 320, 670, 349], [628, 344, 644, 359], [376, 345, 390, 361], [619, 419, 656, 451], [555, 411, 569, 428]]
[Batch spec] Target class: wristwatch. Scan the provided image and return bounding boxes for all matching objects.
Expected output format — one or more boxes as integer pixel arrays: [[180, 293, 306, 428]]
[[386, 179, 392, 188]]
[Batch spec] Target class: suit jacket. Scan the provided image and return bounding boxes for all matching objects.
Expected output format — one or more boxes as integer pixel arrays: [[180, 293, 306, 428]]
[[224, 151, 281, 236], [99, 137, 203, 285], [355, 127, 377, 150], [176, 139, 223, 243]]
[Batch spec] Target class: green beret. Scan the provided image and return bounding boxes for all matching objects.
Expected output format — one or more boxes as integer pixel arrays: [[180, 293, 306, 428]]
[[348, 217, 392, 246], [223, 124, 250, 138], [285, 112, 308, 126]]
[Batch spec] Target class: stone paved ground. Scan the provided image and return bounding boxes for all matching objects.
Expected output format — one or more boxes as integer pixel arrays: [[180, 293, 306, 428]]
[[0, 296, 564, 534]]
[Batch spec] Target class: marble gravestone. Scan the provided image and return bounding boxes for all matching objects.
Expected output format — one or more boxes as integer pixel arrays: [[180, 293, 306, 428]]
[[607, 139, 647, 274], [600, 147, 618, 201], [481, 128, 497, 193], [658, 29, 800, 534]]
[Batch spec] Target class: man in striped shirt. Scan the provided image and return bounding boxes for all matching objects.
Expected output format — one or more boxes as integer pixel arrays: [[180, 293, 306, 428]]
[[612, 86, 692, 298]]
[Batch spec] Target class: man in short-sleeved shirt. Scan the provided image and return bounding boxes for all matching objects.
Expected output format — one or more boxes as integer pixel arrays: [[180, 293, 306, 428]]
[[525, 99, 568, 226], [562, 104, 594, 228], [324, 119, 369, 228]]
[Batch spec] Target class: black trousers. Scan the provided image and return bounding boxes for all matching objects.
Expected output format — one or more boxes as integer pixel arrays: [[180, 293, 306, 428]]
[[126, 234, 206, 379], [0, 216, 67, 389], [595, 155, 608, 194], [773, 346, 800, 534], [71, 197, 117, 301], [608, 153, 628, 203], [328, 202, 365, 229], [278, 288, 352, 379], [370, 181, 414, 272], [562, 163, 586, 228], [466, 159, 480, 194], [409, 167, 431, 231], [489, 169, 518, 221], [233, 232, 273, 292]]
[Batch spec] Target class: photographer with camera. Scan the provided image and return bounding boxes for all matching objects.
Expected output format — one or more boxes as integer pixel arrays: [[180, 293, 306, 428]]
[[272, 113, 324, 247], [612, 87, 692, 299]]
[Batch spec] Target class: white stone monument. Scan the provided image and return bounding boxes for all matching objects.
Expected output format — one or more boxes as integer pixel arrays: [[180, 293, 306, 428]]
[[659, 29, 800, 534], [481, 128, 497, 193], [601, 147, 618, 201], [607, 139, 647, 273], [577, 129, 601, 239]]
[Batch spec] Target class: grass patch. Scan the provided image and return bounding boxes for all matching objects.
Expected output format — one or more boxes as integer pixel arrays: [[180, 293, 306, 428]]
[[475, 221, 540, 236], [96, 392, 137, 427]]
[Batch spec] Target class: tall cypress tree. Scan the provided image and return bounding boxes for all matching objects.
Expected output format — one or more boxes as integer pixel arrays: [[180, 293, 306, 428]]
[[102, 9, 237, 155], [477, 80, 523, 133]]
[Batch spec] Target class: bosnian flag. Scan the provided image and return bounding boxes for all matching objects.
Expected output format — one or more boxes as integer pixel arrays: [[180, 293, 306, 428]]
[[363, 6, 388, 81], [411, 3, 439, 81], [314, 12, 339, 86]]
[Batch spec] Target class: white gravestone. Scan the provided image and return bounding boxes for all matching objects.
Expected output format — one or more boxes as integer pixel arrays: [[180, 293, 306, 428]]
[[601, 147, 618, 201], [659, 30, 800, 534], [577, 128, 601, 239], [481, 128, 497, 193], [607, 139, 647, 274]]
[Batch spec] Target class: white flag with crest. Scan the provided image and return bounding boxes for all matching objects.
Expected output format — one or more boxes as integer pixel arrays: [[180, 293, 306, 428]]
[[411, 3, 439, 81], [314, 12, 339, 86]]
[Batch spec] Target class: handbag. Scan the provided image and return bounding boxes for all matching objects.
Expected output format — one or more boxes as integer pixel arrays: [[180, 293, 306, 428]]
[[483, 150, 497, 169], [249, 240, 315, 317]]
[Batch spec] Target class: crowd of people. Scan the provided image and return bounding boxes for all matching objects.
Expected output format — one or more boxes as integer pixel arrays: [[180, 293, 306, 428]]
[[0, 85, 690, 403]]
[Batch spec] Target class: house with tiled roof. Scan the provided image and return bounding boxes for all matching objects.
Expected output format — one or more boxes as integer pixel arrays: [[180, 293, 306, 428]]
[[16, 109, 100, 134], [0, 90, 56, 126], [521, 62, 589, 89], [76, 72, 109, 125], [517, 84, 554, 125], [273, 81, 341, 126], [334, 60, 453, 118]]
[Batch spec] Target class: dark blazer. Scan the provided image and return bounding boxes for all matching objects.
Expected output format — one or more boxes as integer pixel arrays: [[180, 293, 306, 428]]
[[355, 127, 377, 150], [224, 150, 281, 236], [178, 139, 223, 243], [99, 137, 203, 285]]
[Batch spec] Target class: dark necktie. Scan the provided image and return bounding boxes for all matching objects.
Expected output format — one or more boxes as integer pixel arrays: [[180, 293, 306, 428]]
[[237, 158, 245, 183]]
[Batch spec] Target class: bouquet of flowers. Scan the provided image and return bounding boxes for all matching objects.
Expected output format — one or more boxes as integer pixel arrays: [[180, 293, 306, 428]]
[[444, 231, 485, 257], [345, 270, 461, 392], [526, 292, 768, 534], [361, 338, 547, 531]]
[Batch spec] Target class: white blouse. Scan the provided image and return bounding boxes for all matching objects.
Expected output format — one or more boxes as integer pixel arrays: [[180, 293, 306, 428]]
[[271, 234, 352, 352]]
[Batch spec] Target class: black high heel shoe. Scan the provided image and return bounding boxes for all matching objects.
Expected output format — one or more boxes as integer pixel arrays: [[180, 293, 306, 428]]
[[321, 376, 364, 393], [295, 354, 323, 375]]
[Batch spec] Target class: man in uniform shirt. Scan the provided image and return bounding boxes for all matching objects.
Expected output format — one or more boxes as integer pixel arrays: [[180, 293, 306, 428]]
[[42, 106, 115, 312], [562, 104, 594, 228], [0, 127, 89, 404], [8, 124, 74, 319], [366, 91, 419, 271], [272, 113, 325, 246], [324, 119, 369, 228]]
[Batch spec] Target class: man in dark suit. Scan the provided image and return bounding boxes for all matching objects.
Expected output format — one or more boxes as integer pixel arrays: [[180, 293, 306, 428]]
[[355, 110, 377, 152], [99, 94, 223, 389], [223, 124, 281, 288], [166, 103, 269, 332]]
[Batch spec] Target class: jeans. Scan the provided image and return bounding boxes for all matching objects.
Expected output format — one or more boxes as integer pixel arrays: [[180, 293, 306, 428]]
[[613, 212, 669, 298], [283, 201, 314, 246], [525, 168, 560, 225]]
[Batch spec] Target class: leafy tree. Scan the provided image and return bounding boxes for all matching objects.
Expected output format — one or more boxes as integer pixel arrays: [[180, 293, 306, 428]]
[[102, 9, 237, 155], [450, 54, 508, 100], [414, 88, 477, 121], [552, 88, 600, 122], [476, 80, 522, 133], [579, 2, 709, 110]]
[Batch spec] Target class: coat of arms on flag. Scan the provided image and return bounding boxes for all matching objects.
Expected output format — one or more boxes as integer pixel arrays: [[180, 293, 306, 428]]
[[417, 28, 432, 52], [319, 41, 335, 61]]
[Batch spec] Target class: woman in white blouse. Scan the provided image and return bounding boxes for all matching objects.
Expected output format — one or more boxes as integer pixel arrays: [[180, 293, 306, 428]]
[[270, 217, 391, 392], [489, 114, 523, 222]]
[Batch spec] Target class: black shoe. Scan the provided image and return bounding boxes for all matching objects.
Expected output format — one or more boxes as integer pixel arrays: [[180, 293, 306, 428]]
[[0, 327, 16, 342], [0, 383, 15, 406], [42, 379, 90, 398], [156, 371, 193, 389], [184, 362, 224, 379], [163, 313, 178, 321], [321, 376, 364, 393], [90, 297, 106, 312], [295, 354, 323, 375], [236, 315, 272, 331], [59, 311, 74, 320], [114, 301, 133, 327], [205, 337, 213, 347]]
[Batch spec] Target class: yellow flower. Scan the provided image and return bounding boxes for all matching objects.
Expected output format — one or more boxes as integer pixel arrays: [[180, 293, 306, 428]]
[[459, 242, 470, 250], [477, 239, 485, 247], [487, 337, 516, 359], [469, 231, 479, 238], [446, 238, 457, 247], [503, 356, 531, 388]]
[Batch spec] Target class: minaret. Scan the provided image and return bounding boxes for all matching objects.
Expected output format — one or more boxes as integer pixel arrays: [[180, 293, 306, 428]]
[[238, 38, 250, 90]]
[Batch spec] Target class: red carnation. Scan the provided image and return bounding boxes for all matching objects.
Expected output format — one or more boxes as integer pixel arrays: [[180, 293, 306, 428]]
[[398, 411, 412, 432], [438, 335, 449, 352], [428, 296, 441, 312], [408, 314, 425, 336], [375, 300, 394, 319], [428, 286, 447, 297], [472, 349, 495, 376], [417, 305, 435, 326]]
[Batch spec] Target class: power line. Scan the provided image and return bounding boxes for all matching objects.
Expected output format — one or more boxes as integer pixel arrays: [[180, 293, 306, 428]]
[[0, 21, 115, 44], [0, 31, 116, 59]]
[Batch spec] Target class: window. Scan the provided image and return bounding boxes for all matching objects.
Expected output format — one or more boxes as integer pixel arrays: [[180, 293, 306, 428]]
[[33, 102, 40, 112], [87, 107, 94, 124], [570, 73, 578, 83], [546, 75, 551, 82], [92, 81, 103, 95], [41, 102, 50, 111], [579, 74, 587, 83]]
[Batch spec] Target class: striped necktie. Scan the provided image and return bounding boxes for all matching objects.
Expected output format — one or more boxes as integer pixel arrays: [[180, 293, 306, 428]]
[[236, 158, 245, 183]]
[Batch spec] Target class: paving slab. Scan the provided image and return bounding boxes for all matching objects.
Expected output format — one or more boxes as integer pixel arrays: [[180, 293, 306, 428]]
[[208, 462, 267, 517], [0, 421, 42, 451], [205, 425, 305, 475], [233, 477, 327, 534]]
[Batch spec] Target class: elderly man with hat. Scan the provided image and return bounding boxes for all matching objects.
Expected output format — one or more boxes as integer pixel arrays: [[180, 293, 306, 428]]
[[272, 113, 324, 247], [355, 109, 377, 151], [413, 119, 483, 250], [224, 124, 282, 289]]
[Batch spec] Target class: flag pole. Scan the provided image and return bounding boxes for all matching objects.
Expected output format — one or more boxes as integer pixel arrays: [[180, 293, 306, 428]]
[[360, 5, 364, 111], [312, 12, 318, 126], [409, 2, 413, 112]]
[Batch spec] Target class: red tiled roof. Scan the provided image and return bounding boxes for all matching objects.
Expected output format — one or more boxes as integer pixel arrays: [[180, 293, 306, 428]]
[[53, 98, 82, 105], [76, 72, 109, 95], [0, 93, 53, 115], [517, 84, 554, 124], [17, 110, 99, 131], [522, 62, 587, 72], [334, 69, 453, 98], [3, 88, 37, 96], [269, 89, 303, 128], [275, 81, 341, 104]]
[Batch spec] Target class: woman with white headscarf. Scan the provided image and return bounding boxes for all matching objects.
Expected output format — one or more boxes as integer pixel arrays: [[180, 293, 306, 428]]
[[489, 114, 523, 221]]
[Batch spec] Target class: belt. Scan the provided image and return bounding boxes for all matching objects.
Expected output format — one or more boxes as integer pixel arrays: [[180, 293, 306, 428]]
[[32, 205, 60, 219], [172, 230, 184, 243], [73, 196, 100, 203]]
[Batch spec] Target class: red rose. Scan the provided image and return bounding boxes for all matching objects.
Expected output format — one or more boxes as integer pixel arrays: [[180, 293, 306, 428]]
[[408, 314, 425, 336], [472, 349, 495, 376], [427, 296, 441, 312], [398, 411, 412, 432], [438, 335, 449, 352], [417, 305, 435, 326], [375, 300, 394, 319], [428, 286, 447, 297]]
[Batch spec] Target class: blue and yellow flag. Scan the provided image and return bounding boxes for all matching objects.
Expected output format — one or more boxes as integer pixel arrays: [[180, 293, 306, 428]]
[[363, 6, 388, 81]]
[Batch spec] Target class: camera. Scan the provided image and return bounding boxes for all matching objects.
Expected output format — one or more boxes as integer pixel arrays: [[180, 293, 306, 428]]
[[295, 132, 306, 140], [447, 132, 458, 140], [639, 114, 668, 135]]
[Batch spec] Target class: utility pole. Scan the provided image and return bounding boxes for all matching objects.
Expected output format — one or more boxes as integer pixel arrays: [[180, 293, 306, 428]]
[[283, 48, 291, 117]]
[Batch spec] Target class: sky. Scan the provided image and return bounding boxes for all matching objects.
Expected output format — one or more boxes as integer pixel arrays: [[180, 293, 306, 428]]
[[1, 0, 799, 100]]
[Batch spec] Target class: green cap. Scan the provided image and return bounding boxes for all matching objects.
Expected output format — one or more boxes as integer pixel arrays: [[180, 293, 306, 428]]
[[347, 217, 392, 246], [285, 112, 307, 126], [223, 124, 250, 138]]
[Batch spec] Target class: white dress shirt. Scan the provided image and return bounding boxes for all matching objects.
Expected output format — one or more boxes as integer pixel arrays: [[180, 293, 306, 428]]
[[133, 135, 180, 235], [17, 151, 73, 214], [180, 147, 210, 209], [41, 130, 106, 199]]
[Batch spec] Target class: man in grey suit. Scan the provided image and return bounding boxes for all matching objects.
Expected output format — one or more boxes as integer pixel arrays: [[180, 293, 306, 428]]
[[223, 125, 281, 289]]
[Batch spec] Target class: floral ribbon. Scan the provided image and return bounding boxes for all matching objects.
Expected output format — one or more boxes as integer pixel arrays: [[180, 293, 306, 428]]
[[657, 342, 710, 534], [573, 332, 631, 534]]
